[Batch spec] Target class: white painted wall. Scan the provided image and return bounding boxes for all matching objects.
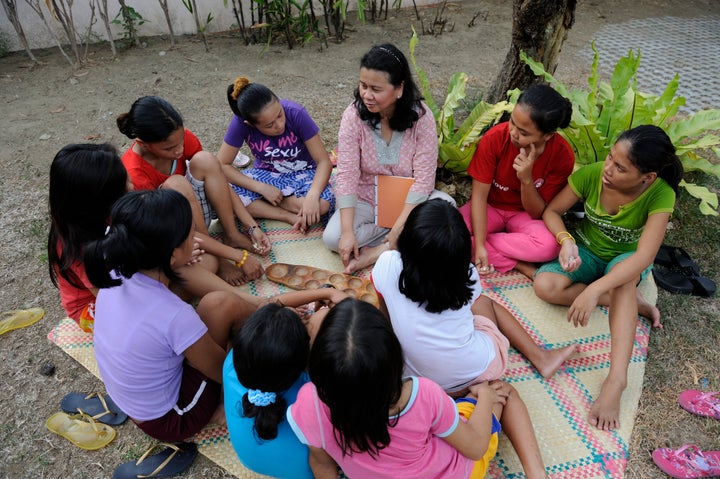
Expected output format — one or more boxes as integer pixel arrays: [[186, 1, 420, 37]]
[[0, 0, 441, 52]]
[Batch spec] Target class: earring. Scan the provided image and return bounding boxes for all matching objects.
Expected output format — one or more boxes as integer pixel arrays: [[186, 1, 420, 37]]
[[397, 95, 401, 99]]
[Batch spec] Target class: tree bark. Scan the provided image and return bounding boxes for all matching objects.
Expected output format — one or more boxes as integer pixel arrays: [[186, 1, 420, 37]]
[[1, 0, 38, 62], [94, 0, 116, 57], [486, 0, 577, 103], [156, 0, 176, 47]]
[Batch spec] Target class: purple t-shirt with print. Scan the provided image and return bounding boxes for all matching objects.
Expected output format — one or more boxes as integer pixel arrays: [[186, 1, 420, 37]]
[[223, 99, 320, 174]]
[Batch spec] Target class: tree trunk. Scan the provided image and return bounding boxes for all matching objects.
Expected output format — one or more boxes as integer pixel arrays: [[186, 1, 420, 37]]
[[94, 0, 116, 57], [1, 0, 38, 62], [157, 0, 176, 47], [23, 0, 73, 64], [486, 0, 577, 103]]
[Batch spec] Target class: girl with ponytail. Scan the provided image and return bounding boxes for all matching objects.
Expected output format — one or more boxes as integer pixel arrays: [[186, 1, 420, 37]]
[[224, 288, 347, 478], [459, 83, 576, 277], [216, 77, 334, 234], [534, 124, 683, 431], [85, 189, 255, 442]]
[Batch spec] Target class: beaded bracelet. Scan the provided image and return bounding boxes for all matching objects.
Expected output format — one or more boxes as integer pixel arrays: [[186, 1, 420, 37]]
[[235, 249, 249, 268], [454, 397, 477, 406]]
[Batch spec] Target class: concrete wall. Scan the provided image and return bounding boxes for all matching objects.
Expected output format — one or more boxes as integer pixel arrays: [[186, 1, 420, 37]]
[[0, 0, 439, 52]]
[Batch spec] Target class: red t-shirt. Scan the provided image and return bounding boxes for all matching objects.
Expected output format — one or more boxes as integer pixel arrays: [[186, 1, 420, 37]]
[[467, 122, 575, 211], [56, 256, 95, 322], [121, 128, 203, 191]]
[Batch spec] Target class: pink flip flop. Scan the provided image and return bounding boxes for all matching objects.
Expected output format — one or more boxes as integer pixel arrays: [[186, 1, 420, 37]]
[[652, 445, 720, 478], [679, 390, 720, 420]]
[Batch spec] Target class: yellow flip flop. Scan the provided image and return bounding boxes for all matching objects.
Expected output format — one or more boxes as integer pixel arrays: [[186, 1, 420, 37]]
[[46, 411, 116, 450], [0, 308, 45, 336]]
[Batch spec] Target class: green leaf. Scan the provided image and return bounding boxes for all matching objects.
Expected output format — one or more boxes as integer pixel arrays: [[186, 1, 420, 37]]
[[437, 72, 468, 140], [409, 29, 438, 118], [680, 180, 719, 215], [666, 109, 720, 143]]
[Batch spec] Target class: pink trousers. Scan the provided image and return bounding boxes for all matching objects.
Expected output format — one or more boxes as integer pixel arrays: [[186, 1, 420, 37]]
[[459, 202, 560, 273]]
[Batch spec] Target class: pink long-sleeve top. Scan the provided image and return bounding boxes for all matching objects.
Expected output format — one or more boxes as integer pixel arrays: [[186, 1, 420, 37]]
[[335, 102, 438, 209]]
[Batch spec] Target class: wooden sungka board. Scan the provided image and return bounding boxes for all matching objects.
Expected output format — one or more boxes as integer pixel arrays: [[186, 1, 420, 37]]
[[265, 263, 379, 307]]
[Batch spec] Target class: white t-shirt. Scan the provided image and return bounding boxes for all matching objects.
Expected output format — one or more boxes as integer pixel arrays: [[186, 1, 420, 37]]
[[372, 250, 496, 391]]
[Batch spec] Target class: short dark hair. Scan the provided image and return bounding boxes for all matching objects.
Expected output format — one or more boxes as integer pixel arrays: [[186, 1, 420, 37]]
[[617, 125, 684, 193], [47, 143, 128, 289], [309, 298, 404, 457], [353, 43, 425, 131], [116, 96, 184, 142], [397, 199, 475, 313], [232, 302, 310, 440], [84, 189, 192, 288], [517, 84, 573, 133]]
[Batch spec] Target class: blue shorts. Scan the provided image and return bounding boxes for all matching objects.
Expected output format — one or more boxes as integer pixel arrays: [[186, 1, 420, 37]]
[[231, 168, 335, 216], [536, 243, 652, 284]]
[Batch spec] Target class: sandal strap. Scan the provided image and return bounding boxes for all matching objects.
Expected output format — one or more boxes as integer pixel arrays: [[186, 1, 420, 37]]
[[68, 411, 101, 433], [136, 443, 182, 479], [666, 445, 712, 473], [76, 392, 116, 421]]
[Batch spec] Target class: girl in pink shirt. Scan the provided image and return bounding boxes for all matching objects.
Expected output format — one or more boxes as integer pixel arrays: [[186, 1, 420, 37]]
[[288, 298, 549, 479]]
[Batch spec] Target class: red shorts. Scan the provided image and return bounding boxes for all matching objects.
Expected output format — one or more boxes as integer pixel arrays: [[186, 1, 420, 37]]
[[133, 364, 221, 443]]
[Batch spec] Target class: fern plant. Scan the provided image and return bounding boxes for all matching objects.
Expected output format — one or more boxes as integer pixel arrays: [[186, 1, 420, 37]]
[[521, 44, 720, 215]]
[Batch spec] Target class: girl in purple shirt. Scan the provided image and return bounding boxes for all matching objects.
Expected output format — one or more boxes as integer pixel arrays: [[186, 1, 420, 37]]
[[217, 77, 334, 234]]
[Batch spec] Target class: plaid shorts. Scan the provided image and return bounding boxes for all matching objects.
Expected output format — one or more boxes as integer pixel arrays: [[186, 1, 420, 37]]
[[185, 161, 214, 228], [230, 168, 335, 215]]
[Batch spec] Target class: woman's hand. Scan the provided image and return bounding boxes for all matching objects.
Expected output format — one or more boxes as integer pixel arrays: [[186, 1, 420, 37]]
[[559, 240, 581, 272], [567, 286, 600, 327], [513, 144, 537, 185], [259, 183, 284, 206], [186, 236, 205, 265], [250, 227, 272, 256], [338, 231, 359, 267]]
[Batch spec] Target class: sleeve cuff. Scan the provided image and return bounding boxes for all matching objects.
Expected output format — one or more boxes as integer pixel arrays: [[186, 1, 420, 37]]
[[337, 194, 358, 209]]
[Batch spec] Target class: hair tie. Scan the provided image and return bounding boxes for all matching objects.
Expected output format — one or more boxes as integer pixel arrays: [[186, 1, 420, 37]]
[[247, 389, 276, 407], [232, 77, 250, 101], [378, 46, 401, 65]]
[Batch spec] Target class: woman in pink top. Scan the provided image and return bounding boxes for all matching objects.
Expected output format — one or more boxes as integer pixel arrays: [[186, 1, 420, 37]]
[[459, 84, 574, 278], [287, 298, 549, 479], [322, 43, 454, 274]]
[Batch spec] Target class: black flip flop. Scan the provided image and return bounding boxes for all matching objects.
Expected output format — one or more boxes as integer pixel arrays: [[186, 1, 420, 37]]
[[60, 392, 128, 426], [653, 266, 694, 294], [652, 266, 717, 297], [654, 245, 700, 276], [113, 442, 198, 479]]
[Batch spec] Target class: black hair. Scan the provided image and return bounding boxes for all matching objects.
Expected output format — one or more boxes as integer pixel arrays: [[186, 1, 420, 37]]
[[226, 77, 279, 124], [232, 302, 310, 440], [516, 84, 573, 133], [308, 298, 404, 457], [84, 189, 192, 288], [397, 199, 475, 313], [47, 143, 128, 289], [617, 125, 684, 193], [116, 96, 184, 143], [353, 43, 425, 131]]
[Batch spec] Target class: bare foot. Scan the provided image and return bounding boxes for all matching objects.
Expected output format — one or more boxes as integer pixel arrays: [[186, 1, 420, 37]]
[[343, 244, 388, 274], [218, 260, 247, 287], [514, 261, 537, 280], [534, 344, 578, 378], [588, 378, 625, 430], [637, 290, 661, 328], [208, 403, 227, 427]]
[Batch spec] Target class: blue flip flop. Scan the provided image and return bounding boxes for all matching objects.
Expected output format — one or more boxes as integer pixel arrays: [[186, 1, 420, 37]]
[[60, 392, 128, 426], [113, 442, 198, 479]]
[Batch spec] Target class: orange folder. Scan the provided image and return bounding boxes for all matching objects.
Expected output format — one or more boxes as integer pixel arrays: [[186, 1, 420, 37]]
[[376, 175, 415, 228]]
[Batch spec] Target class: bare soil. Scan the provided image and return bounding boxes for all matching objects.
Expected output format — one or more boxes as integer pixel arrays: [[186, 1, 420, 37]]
[[0, 0, 718, 477]]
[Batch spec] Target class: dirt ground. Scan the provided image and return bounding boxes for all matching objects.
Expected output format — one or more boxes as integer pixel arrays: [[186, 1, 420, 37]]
[[1, 0, 718, 477]]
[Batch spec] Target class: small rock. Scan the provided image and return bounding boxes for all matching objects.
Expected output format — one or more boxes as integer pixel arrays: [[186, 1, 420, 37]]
[[69, 77, 79, 85], [39, 362, 55, 376], [159, 51, 166, 56], [39, 133, 51, 140]]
